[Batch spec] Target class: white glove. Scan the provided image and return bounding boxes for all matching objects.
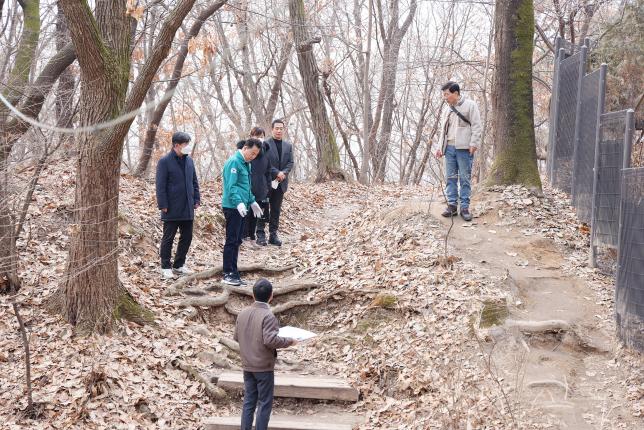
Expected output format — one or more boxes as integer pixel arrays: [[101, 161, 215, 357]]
[[250, 202, 263, 218], [237, 203, 247, 217], [271, 179, 279, 189]]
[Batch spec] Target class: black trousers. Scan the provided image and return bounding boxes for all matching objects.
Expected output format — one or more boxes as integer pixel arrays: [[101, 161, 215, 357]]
[[223, 208, 244, 276], [244, 201, 269, 239], [160, 220, 193, 269], [257, 188, 284, 235]]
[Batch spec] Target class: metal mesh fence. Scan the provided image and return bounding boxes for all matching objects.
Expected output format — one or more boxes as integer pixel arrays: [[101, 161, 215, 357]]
[[551, 52, 583, 193], [616, 168, 644, 350], [571, 69, 602, 223], [591, 111, 630, 249]]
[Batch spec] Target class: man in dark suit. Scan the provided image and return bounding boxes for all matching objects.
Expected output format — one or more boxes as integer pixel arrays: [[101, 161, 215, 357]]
[[256, 119, 294, 246], [155, 132, 201, 279]]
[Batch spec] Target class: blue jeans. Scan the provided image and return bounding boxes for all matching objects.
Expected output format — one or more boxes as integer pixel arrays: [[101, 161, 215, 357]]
[[241, 371, 274, 430], [222, 207, 244, 276], [445, 145, 473, 209]]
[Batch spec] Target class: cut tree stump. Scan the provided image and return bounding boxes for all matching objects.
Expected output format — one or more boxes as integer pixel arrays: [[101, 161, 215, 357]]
[[204, 415, 357, 430], [217, 371, 359, 402]]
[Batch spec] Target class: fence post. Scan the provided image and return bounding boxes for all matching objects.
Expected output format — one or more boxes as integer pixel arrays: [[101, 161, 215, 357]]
[[571, 46, 588, 199], [616, 109, 635, 290], [589, 64, 608, 268], [547, 37, 563, 181], [548, 46, 566, 181]]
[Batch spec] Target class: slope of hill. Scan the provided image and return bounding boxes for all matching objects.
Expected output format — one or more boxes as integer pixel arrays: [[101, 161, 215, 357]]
[[1, 160, 641, 429]]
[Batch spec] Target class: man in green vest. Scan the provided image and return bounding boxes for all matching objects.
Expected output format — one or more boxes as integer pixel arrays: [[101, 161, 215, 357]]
[[222, 139, 264, 286]]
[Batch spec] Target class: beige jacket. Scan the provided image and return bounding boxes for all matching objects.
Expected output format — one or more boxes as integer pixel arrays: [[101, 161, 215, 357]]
[[439, 97, 482, 152], [234, 302, 293, 372]]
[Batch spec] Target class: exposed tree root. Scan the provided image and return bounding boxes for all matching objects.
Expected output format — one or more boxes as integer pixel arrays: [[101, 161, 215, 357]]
[[223, 297, 324, 316], [114, 291, 156, 326], [504, 319, 571, 333], [178, 290, 230, 308], [165, 262, 297, 296], [171, 358, 227, 401], [219, 337, 240, 352], [204, 279, 320, 297], [271, 297, 324, 314], [183, 287, 207, 296]]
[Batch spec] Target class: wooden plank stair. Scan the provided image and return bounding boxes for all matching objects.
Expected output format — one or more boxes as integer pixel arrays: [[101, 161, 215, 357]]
[[203, 415, 357, 430], [216, 371, 360, 402]]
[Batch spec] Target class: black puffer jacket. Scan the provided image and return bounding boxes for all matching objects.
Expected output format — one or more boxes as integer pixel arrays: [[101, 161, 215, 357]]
[[236, 140, 272, 202]]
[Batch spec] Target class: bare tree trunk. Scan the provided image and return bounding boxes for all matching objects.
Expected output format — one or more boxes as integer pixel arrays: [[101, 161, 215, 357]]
[[0, 0, 40, 295], [55, 1, 75, 154], [322, 70, 359, 179], [50, 0, 198, 332], [133, 0, 227, 178], [288, 0, 345, 182], [367, 0, 417, 183], [487, 0, 542, 190]]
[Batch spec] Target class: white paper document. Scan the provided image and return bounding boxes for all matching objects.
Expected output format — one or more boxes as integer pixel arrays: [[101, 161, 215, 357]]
[[278, 326, 317, 341]]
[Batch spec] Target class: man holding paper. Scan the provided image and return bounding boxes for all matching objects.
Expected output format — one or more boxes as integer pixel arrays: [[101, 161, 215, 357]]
[[235, 279, 297, 430]]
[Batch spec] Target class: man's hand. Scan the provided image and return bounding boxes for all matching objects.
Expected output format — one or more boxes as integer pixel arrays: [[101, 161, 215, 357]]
[[194, 202, 200, 209], [237, 203, 248, 217], [469, 146, 478, 155], [250, 201, 263, 218], [435, 149, 443, 158], [277, 171, 286, 181], [161, 208, 168, 213], [290, 338, 299, 346]]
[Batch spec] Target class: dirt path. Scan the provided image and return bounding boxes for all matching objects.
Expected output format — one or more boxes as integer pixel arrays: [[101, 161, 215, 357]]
[[430, 198, 638, 429]]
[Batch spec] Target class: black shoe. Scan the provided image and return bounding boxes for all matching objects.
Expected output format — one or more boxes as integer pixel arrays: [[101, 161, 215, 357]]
[[460, 208, 472, 222], [269, 233, 282, 247], [256, 231, 267, 246], [441, 205, 458, 217], [222, 274, 241, 286]]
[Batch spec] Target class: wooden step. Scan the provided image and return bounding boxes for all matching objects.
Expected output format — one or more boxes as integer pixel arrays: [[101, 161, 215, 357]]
[[204, 415, 356, 430], [216, 371, 360, 402]]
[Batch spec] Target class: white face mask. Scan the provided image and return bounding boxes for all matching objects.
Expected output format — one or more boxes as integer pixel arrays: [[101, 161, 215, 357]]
[[181, 145, 192, 155]]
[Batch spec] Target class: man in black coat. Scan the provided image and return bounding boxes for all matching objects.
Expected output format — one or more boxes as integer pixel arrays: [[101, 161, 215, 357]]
[[256, 119, 294, 247], [237, 127, 272, 242], [156, 132, 201, 279]]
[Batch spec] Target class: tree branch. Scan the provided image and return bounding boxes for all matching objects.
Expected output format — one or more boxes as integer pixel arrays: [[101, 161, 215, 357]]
[[58, 0, 109, 81], [535, 23, 554, 53], [117, 0, 203, 141]]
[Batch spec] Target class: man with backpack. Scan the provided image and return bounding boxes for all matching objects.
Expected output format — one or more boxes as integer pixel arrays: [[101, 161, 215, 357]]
[[435, 81, 482, 222]]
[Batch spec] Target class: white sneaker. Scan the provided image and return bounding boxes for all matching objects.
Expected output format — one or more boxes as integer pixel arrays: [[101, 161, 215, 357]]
[[172, 266, 193, 275], [161, 268, 174, 279]]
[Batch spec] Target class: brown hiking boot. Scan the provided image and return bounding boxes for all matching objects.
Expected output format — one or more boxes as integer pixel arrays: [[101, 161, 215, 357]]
[[460, 208, 472, 222], [441, 205, 458, 217]]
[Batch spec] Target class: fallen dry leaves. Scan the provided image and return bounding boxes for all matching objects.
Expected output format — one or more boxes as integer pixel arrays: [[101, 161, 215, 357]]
[[0, 161, 641, 429]]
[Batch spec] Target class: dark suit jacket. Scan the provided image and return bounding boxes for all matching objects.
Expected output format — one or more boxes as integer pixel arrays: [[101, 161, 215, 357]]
[[155, 151, 200, 221], [265, 137, 294, 193]]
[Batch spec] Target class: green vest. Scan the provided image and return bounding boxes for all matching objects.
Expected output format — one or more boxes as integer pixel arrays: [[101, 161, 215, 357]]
[[222, 150, 255, 209]]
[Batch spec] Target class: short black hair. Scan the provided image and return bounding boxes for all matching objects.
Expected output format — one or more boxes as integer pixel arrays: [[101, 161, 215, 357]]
[[271, 119, 284, 128], [236, 139, 245, 150], [441, 81, 460, 94], [244, 138, 263, 149], [172, 131, 191, 145], [253, 278, 273, 302]]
